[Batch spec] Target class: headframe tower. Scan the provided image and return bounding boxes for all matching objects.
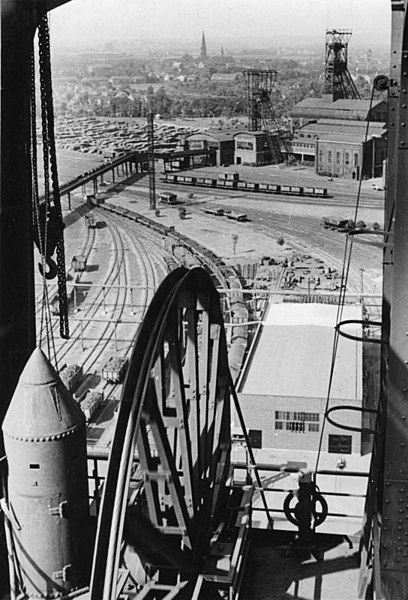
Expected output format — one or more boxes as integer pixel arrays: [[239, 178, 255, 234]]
[[244, 69, 293, 163], [324, 29, 361, 100]]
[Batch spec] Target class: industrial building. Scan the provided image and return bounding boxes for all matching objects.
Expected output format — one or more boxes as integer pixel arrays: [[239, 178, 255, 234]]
[[291, 97, 387, 128], [237, 303, 363, 454], [292, 119, 387, 179], [234, 130, 280, 166], [185, 130, 235, 166]]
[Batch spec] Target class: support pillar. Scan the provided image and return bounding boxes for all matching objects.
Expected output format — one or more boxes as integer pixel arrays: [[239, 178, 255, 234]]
[[0, 4, 38, 439]]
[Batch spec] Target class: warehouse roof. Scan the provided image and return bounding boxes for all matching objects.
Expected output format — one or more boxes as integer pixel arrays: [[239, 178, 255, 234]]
[[240, 303, 362, 400], [292, 97, 387, 120], [294, 119, 386, 143]]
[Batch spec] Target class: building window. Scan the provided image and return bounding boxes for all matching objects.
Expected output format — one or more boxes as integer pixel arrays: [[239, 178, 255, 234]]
[[328, 434, 352, 454], [328, 150, 332, 163], [286, 421, 305, 433], [237, 140, 254, 150], [354, 153, 359, 167], [336, 151, 341, 165], [345, 152, 350, 165], [319, 150, 323, 164], [275, 411, 319, 433]]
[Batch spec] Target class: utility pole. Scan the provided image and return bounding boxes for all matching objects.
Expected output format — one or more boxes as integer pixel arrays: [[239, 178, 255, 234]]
[[147, 112, 156, 211]]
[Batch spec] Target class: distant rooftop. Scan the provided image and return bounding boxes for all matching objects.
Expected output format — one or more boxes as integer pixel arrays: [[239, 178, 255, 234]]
[[295, 118, 386, 141], [292, 96, 387, 121]]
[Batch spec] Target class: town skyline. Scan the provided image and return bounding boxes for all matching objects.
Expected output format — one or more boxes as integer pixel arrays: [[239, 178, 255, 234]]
[[50, 0, 391, 50]]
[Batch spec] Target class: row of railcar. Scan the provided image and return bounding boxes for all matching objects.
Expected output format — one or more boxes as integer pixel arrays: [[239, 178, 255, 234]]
[[163, 173, 328, 198], [99, 199, 249, 375]]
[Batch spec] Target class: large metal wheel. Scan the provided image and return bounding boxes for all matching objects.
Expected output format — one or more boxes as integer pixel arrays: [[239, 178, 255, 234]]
[[90, 267, 249, 600]]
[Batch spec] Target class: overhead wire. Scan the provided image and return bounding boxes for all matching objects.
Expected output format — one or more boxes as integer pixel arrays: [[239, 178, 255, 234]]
[[314, 83, 378, 478]]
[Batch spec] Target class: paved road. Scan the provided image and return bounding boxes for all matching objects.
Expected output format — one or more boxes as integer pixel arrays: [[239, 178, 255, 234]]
[[132, 177, 384, 294]]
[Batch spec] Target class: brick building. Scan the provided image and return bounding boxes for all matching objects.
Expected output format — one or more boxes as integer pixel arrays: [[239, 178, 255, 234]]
[[291, 119, 387, 179], [236, 303, 364, 455]]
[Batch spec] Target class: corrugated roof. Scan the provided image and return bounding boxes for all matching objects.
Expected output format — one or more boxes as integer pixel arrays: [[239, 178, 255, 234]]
[[240, 303, 362, 400]]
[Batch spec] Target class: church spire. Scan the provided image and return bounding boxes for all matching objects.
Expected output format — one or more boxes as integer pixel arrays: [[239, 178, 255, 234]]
[[200, 31, 207, 61]]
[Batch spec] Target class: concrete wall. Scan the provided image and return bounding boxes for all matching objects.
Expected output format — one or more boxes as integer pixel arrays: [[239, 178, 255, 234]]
[[234, 133, 276, 166], [236, 393, 361, 454]]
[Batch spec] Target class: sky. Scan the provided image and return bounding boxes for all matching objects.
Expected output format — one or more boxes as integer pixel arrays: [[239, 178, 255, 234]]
[[50, 0, 391, 49]]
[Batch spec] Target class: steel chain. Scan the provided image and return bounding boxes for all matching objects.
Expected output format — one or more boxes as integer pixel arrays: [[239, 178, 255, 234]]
[[38, 16, 69, 339]]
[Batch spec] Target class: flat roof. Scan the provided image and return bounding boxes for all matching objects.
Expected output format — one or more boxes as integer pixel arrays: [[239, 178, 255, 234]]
[[240, 303, 362, 400]]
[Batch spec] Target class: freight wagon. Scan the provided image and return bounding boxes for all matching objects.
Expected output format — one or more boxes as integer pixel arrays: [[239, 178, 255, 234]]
[[60, 364, 83, 393], [102, 356, 129, 384], [80, 391, 104, 422], [85, 212, 97, 228], [162, 173, 328, 198]]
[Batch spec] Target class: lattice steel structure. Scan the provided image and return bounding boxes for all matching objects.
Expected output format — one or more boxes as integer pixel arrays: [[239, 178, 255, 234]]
[[244, 69, 293, 163], [324, 29, 361, 100]]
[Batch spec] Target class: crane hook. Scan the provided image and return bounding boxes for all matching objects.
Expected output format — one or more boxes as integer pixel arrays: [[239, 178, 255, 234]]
[[38, 257, 58, 280]]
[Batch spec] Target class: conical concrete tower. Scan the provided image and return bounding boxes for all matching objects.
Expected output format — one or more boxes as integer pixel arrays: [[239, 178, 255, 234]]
[[2, 347, 90, 598]]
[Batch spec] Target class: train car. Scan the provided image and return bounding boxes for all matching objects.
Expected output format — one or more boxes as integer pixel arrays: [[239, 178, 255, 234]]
[[225, 211, 248, 222], [280, 184, 292, 194], [60, 364, 83, 393], [80, 391, 104, 422], [85, 212, 97, 228], [164, 173, 178, 184], [49, 290, 73, 316], [217, 179, 227, 188], [183, 176, 197, 185], [110, 205, 128, 216], [303, 186, 316, 196], [314, 187, 328, 197], [202, 207, 225, 216], [102, 356, 129, 384], [219, 172, 239, 182], [224, 180, 237, 189], [258, 183, 269, 192], [237, 181, 247, 190], [204, 178, 217, 188], [245, 182, 259, 192], [159, 192, 179, 205], [290, 186, 303, 195], [71, 255, 87, 272]]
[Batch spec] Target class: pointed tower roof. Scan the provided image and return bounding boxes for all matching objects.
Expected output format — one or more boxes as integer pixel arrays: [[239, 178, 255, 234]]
[[2, 347, 85, 440], [200, 31, 208, 61]]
